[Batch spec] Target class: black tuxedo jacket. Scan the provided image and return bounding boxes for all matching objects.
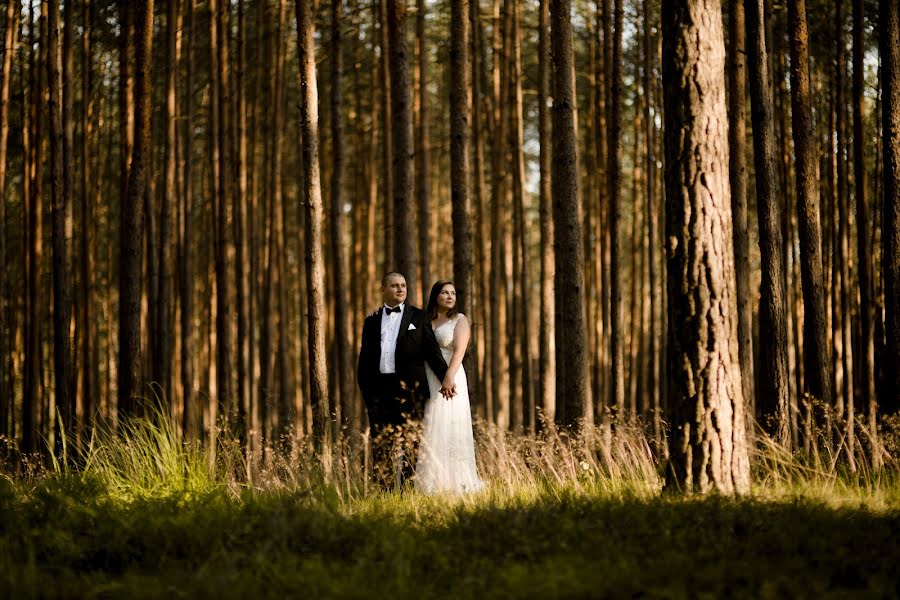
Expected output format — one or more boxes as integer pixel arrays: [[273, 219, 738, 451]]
[[357, 304, 449, 409]]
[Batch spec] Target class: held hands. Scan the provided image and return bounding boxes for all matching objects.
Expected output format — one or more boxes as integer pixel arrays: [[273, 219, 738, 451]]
[[440, 374, 457, 399]]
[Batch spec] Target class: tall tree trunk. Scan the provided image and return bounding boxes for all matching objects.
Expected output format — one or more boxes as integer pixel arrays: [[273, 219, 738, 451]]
[[0, 0, 18, 437], [387, 0, 418, 302], [377, 0, 394, 270], [330, 0, 354, 440], [47, 0, 74, 445], [234, 0, 249, 448], [210, 0, 233, 425], [550, 0, 587, 430], [608, 0, 625, 418], [643, 0, 660, 443], [746, 0, 790, 444], [727, 0, 755, 430], [787, 0, 834, 447], [23, 0, 42, 453], [882, 0, 900, 413], [415, 0, 430, 302], [181, 0, 196, 441], [153, 0, 178, 412], [662, 0, 750, 495], [852, 0, 875, 450], [296, 0, 330, 450], [470, 0, 490, 419], [80, 0, 97, 431], [450, 0, 472, 314], [834, 0, 856, 462], [537, 0, 554, 428]]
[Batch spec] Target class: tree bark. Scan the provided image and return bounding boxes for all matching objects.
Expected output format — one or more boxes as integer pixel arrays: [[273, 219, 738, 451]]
[[119, 0, 152, 417], [608, 0, 625, 418], [181, 0, 196, 440], [550, 0, 587, 430], [377, 0, 394, 270], [296, 0, 331, 449], [0, 0, 18, 437], [662, 0, 751, 494], [881, 0, 900, 413], [787, 0, 834, 444], [727, 0, 755, 430], [415, 0, 431, 303], [330, 0, 354, 440], [386, 0, 418, 302], [746, 0, 790, 444], [537, 0, 555, 428], [47, 0, 74, 444], [234, 0, 249, 448], [852, 0, 875, 446], [450, 0, 473, 317]]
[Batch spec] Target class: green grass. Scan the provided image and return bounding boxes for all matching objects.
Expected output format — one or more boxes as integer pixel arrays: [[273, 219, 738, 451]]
[[2, 416, 900, 598]]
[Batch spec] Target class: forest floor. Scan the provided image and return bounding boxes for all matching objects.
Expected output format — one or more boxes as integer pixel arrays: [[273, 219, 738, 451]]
[[3, 473, 900, 598], [2, 416, 900, 598]]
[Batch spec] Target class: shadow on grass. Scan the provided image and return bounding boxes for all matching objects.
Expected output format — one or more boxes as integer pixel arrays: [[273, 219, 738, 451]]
[[1, 476, 899, 599]]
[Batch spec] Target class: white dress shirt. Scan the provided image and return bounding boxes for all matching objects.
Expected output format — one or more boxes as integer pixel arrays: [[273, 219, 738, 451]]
[[379, 303, 405, 374]]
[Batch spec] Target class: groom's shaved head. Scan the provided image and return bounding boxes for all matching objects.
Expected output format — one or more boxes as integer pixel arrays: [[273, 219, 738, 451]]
[[382, 271, 406, 287]]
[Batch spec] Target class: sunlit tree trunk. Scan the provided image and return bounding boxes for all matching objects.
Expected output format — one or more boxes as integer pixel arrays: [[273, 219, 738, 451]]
[[852, 0, 875, 451], [608, 0, 624, 418], [662, 0, 750, 495], [537, 0, 554, 428], [296, 0, 330, 450], [233, 0, 249, 448], [415, 0, 430, 303]]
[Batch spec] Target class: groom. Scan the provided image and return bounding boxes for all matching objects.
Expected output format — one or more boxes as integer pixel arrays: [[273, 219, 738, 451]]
[[357, 272, 453, 490]]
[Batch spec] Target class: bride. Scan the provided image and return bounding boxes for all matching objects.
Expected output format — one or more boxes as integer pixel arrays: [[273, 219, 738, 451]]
[[417, 280, 485, 494]]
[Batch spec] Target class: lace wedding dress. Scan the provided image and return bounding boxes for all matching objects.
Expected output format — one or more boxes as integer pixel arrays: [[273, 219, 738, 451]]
[[417, 314, 485, 494]]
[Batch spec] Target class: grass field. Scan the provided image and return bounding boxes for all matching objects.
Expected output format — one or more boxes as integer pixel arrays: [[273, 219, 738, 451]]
[[2, 416, 899, 599]]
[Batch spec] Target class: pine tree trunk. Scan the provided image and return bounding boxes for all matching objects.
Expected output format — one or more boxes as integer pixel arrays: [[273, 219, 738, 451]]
[[79, 0, 95, 433], [662, 0, 750, 494], [881, 0, 900, 413], [746, 0, 790, 444], [415, 0, 430, 303], [47, 0, 73, 444], [180, 0, 196, 441], [727, 0, 755, 431], [296, 0, 330, 450], [377, 0, 394, 270], [787, 0, 834, 447], [0, 0, 18, 437], [119, 0, 151, 417], [330, 0, 354, 440], [234, 0, 249, 448], [450, 0, 473, 318], [386, 0, 418, 303], [550, 0, 587, 430], [608, 0, 625, 418], [537, 0, 554, 428], [852, 0, 876, 448]]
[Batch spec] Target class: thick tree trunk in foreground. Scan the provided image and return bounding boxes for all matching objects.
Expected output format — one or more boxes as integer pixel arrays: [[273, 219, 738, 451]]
[[450, 0, 473, 317], [662, 0, 750, 495], [608, 0, 625, 418]]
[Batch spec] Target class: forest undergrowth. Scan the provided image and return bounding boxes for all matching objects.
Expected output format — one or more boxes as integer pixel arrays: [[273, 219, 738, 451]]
[[2, 411, 900, 598]]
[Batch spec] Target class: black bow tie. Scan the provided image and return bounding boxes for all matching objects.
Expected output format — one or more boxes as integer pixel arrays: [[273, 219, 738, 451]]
[[384, 306, 401, 315]]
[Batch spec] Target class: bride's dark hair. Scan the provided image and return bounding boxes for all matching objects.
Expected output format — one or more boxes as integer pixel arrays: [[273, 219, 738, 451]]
[[426, 280, 459, 320]]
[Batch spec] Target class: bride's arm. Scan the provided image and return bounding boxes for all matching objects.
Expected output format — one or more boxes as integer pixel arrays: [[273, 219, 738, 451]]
[[441, 315, 470, 391]]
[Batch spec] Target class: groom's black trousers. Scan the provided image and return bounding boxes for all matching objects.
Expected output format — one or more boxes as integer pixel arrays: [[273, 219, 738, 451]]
[[366, 373, 421, 491]]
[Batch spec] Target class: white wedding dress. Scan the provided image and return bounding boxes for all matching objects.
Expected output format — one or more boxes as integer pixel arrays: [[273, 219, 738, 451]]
[[417, 314, 485, 494]]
